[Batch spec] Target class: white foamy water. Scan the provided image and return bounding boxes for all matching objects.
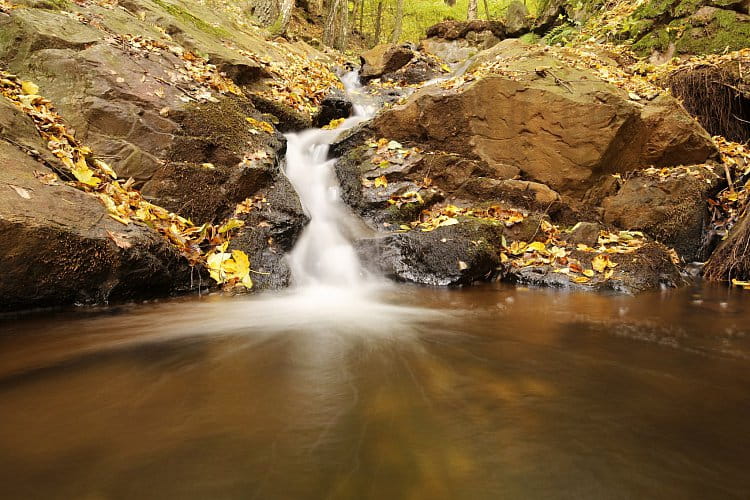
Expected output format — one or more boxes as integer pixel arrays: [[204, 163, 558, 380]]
[[285, 72, 377, 289]]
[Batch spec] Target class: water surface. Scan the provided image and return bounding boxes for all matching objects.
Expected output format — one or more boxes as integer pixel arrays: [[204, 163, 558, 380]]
[[1, 283, 750, 499]]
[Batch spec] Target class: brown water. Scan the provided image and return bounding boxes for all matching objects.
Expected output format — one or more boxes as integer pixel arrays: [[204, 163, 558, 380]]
[[1, 283, 750, 499]]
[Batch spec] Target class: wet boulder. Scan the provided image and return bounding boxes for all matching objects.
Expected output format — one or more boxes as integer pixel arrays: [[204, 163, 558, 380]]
[[227, 175, 309, 291], [314, 88, 353, 127], [506, 242, 685, 294], [366, 40, 718, 199], [601, 166, 722, 262], [355, 220, 506, 286]]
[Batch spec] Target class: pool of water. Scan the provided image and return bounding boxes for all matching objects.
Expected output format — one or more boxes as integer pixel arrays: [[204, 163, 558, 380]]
[[1, 282, 749, 499]]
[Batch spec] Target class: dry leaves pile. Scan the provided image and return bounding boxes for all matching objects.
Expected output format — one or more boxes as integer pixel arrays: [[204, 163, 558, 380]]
[[399, 201, 652, 286], [238, 47, 343, 114], [0, 72, 254, 289], [366, 137, 422, 168]]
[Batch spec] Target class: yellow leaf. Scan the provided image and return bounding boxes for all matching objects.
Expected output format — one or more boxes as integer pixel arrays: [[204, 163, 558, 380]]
[[572, 276, 590, 284], [592, 254, 609, 273], [374, 175, 388, 188], [20, 80, 39, 95], [526, 241, 547, 253], [438, 217, 459, 227], [583, 269, 595, 277], [322, 118, 345, 130], [218, 218, 245, 233], [72, 157, 101, 187]]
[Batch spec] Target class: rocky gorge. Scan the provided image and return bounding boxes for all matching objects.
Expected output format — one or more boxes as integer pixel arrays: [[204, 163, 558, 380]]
[[1, 0, 749, 311]]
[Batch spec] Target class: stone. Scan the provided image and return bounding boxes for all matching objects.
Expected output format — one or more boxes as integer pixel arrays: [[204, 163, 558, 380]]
[[0, 104, 191, 311], [601, 168, 722, 262], [314, 88, 353, 127], [359, 44, 414, 82], [355, 219, 506, 286], [366, 40, 718, 199]]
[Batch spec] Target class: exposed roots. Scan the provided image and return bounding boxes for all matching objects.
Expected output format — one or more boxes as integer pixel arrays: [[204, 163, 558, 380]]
[[668, 64, 750, 143], [704, 205, 750, 282]]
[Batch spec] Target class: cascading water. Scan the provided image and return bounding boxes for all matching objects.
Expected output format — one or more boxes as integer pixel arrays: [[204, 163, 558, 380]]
[[284, 72, 378, 289]]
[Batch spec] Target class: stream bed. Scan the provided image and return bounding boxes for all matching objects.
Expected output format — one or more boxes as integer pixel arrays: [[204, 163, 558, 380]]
[[1, 282, 750, 499]]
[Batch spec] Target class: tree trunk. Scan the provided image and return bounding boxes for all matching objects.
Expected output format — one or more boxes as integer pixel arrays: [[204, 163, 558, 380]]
[[323, 0, 347, 50], [467, 0, 478, 19], [390, 0, 404, 43], [482, 0, 490, 19], [278, 0, 295, 34], [254, 0, 278, 25], [373, 0, 383, 46]]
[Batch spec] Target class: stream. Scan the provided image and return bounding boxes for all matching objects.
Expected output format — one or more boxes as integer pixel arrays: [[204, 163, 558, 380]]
[[1, 74, 750, 499]]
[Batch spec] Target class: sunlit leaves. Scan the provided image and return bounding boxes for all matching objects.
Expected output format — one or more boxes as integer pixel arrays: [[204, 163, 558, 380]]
[[206, 243, 253, 289]]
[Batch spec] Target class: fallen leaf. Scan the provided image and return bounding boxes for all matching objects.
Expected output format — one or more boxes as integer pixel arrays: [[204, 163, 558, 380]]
[[106, 230, 132, 249], [9, 184, 31, 199], [374, 175, 388, 188]]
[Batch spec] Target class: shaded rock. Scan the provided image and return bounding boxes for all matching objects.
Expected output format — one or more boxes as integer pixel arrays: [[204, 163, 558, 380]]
[[0, 106, 191, 311], [360, 44, 414, 82], [561, 222, 602, 248], [421, 20, 506, 64], [425, 20, 507, 40], [228, 174, 309, 290], [506, 242, 685, 294], [704, 205, 750, 282], [367, 40, 718, 199], [314, 88, 353, 127], [355, 220, 505, 286], [601, 168, 723, 262], [142, 96, 286, 223]]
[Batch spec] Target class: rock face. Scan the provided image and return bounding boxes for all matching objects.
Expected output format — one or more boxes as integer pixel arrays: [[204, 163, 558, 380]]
[[0, 102, 190, 311], [600, 167, 722, 262], [0, 0, 329, 207], [0, 0, 324, 309], [360, 44, 415, 81], [421, 20, 507, 64], [366, 40, 717, 199]]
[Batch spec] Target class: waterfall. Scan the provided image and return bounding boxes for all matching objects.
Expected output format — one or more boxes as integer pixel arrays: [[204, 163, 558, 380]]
[[284, 72, 377, 289]]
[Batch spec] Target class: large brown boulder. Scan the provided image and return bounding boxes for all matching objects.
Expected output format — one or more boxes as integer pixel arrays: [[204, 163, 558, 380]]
[[0, 102, 190, 311], [359, 44, 415, 82], [0, 2, 321, 224], [366, 40, 718, 199]]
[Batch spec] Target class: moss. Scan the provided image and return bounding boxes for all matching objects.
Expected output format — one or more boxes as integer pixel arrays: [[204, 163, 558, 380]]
[[519, 32, 541, 44], [151, 0, 230, 39], [673, 0, 704, 17], [632, 25, 673, 54], [675, 10, 750, 54], [27, 0, 71, 11], [632, 0, 677, 19], [543, 23, 579, 45]]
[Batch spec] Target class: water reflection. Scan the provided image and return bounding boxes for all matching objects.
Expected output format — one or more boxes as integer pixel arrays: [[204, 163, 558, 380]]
[[1, 283, 750, 499]]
